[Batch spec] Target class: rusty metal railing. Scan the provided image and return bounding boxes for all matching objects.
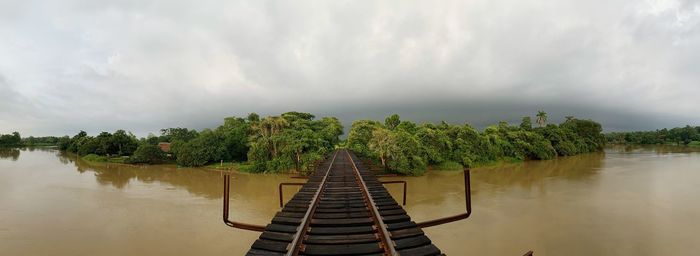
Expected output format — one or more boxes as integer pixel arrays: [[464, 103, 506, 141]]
[[278, 182, 305, 207], [416, 168, 471, 228], [222, 174, 266, 232], [380, 180, 407, 205]]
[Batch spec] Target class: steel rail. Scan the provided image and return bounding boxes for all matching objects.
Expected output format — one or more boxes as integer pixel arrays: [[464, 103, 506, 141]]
[[346, 150, 399, 256], [286, 150, 339, 256]]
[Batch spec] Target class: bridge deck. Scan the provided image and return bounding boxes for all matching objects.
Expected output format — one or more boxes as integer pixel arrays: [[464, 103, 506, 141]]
[[246, 150, 442, 256]]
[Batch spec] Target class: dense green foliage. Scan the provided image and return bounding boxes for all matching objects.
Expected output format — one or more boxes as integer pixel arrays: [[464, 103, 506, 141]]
[[247, 112, 343, 173], [22, 136, 60, 146], [0, 132, 22, 147], [174, 129, 226, 167], [128, 144, 166, 164], [347, 113, 605, 175], [54, 112, 343, 170], [58, 130, 139, 156], [606, 125, 700, 145], [19, 111, 611, 176]]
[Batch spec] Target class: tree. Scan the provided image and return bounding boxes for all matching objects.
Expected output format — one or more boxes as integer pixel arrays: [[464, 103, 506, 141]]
[[0, 132, 22, 147], [247, 112, 260, 122], [129, 144, 166, 164], [282, 111, 315, 121], [247, 113, 341, 173], [110, 130, 138, 156], [520, 116, 533, 130], [415, 124, 451, 164], [346, 120, 382, 156], [252, 116, 289, 158], [387, 130, 427, 175], [536, 111, 548, 127], [160, 128, 199, 142], [385, 114, 401, 130], [175, 130, 225, 167], [319, 117, 344, 146], [368, 128, 395, 170], [216, 117, 250, 161]]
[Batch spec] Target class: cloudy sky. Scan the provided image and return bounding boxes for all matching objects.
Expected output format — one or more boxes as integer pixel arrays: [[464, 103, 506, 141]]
[[1, 0, 699, 136]]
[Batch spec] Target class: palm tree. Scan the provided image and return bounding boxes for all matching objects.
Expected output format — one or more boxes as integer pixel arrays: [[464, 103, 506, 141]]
[[252, 116, 289, 158], [536, 111, 547, 127]]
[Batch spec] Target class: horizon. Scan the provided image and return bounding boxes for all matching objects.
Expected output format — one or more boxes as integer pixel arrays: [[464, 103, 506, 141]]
[[6, 111, 698, 138], [2, 1, 699, 136]]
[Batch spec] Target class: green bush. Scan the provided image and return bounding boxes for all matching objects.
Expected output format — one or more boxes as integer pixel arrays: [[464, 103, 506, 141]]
[[175, 130, 225, 167], [349, 113, 605, 175], [435, 161, 463, 170], [82, 154, 108, 162], [129, 144, 166, 164]]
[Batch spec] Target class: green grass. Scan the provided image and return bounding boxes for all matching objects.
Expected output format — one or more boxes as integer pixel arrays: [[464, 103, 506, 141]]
[[433, 161, 463, 171], [107, 156, 129, 163], [688, 141, 700, 147], [82, 154, 108, 162], [24, 143, 58, 147], [204, 161, 255, 172], [82, 154, 128, 163], [469, 157, 523, 169]]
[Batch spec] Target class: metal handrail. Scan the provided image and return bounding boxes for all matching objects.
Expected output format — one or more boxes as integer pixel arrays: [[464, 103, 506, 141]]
[[278, 182, 305, 207], [380, 180, 407, 205], [222, 174, 266, 232], [416, 168, 471, 228]]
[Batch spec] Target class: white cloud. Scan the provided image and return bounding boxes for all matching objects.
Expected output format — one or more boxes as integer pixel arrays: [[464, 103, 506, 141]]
[[0, 0, 699, 136]]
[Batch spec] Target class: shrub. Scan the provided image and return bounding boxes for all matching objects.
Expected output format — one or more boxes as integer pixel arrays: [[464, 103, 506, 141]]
[[82, 154, 107, 162], [175, 130, 225, 167], [129, 144, 166, 164], [435, 161, 463, 170]]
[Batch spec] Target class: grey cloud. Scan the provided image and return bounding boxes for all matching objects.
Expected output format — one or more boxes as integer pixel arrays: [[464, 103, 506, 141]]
[[0, 0, 699, 136]]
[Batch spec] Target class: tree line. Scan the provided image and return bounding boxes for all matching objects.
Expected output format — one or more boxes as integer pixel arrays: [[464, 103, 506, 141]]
[[4, 111, 607, 176], [606, 125, 700, 145], [55, 112, 343, 171], [0, 132, 22, 147], [346, 113, 605, 175]]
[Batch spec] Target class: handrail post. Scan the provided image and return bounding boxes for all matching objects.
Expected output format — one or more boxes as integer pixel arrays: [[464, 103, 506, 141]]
[[222, 173, 266, 232], [279, 182, 306, 207], [465, 168, 471, 214], [223, 173, 230, 222], [416, 168, 471, 228], [380, 180, 407, 205]]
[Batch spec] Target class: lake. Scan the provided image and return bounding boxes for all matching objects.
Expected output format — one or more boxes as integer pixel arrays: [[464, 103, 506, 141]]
[[1, 146, 699, 255]]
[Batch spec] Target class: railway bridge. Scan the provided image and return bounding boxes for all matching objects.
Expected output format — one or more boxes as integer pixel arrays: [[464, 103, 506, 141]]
[[223, 149, 473, 255]]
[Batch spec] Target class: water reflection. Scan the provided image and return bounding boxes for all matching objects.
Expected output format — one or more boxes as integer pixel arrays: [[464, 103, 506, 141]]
[[55, 151, 294, 201], [608, 144, 700, 154], [472, 151, 605, 189], [0, 148, 20, 161]]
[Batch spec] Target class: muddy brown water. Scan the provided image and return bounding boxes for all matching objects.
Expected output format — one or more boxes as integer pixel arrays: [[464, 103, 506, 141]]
[[1, 146, 699, 255]]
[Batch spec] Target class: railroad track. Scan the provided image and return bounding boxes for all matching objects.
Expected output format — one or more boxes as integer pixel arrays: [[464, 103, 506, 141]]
[[246, 150, 442, 255]]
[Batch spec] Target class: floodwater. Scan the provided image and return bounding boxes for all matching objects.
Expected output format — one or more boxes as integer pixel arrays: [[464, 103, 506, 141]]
[[1, 146, 700, 255]]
